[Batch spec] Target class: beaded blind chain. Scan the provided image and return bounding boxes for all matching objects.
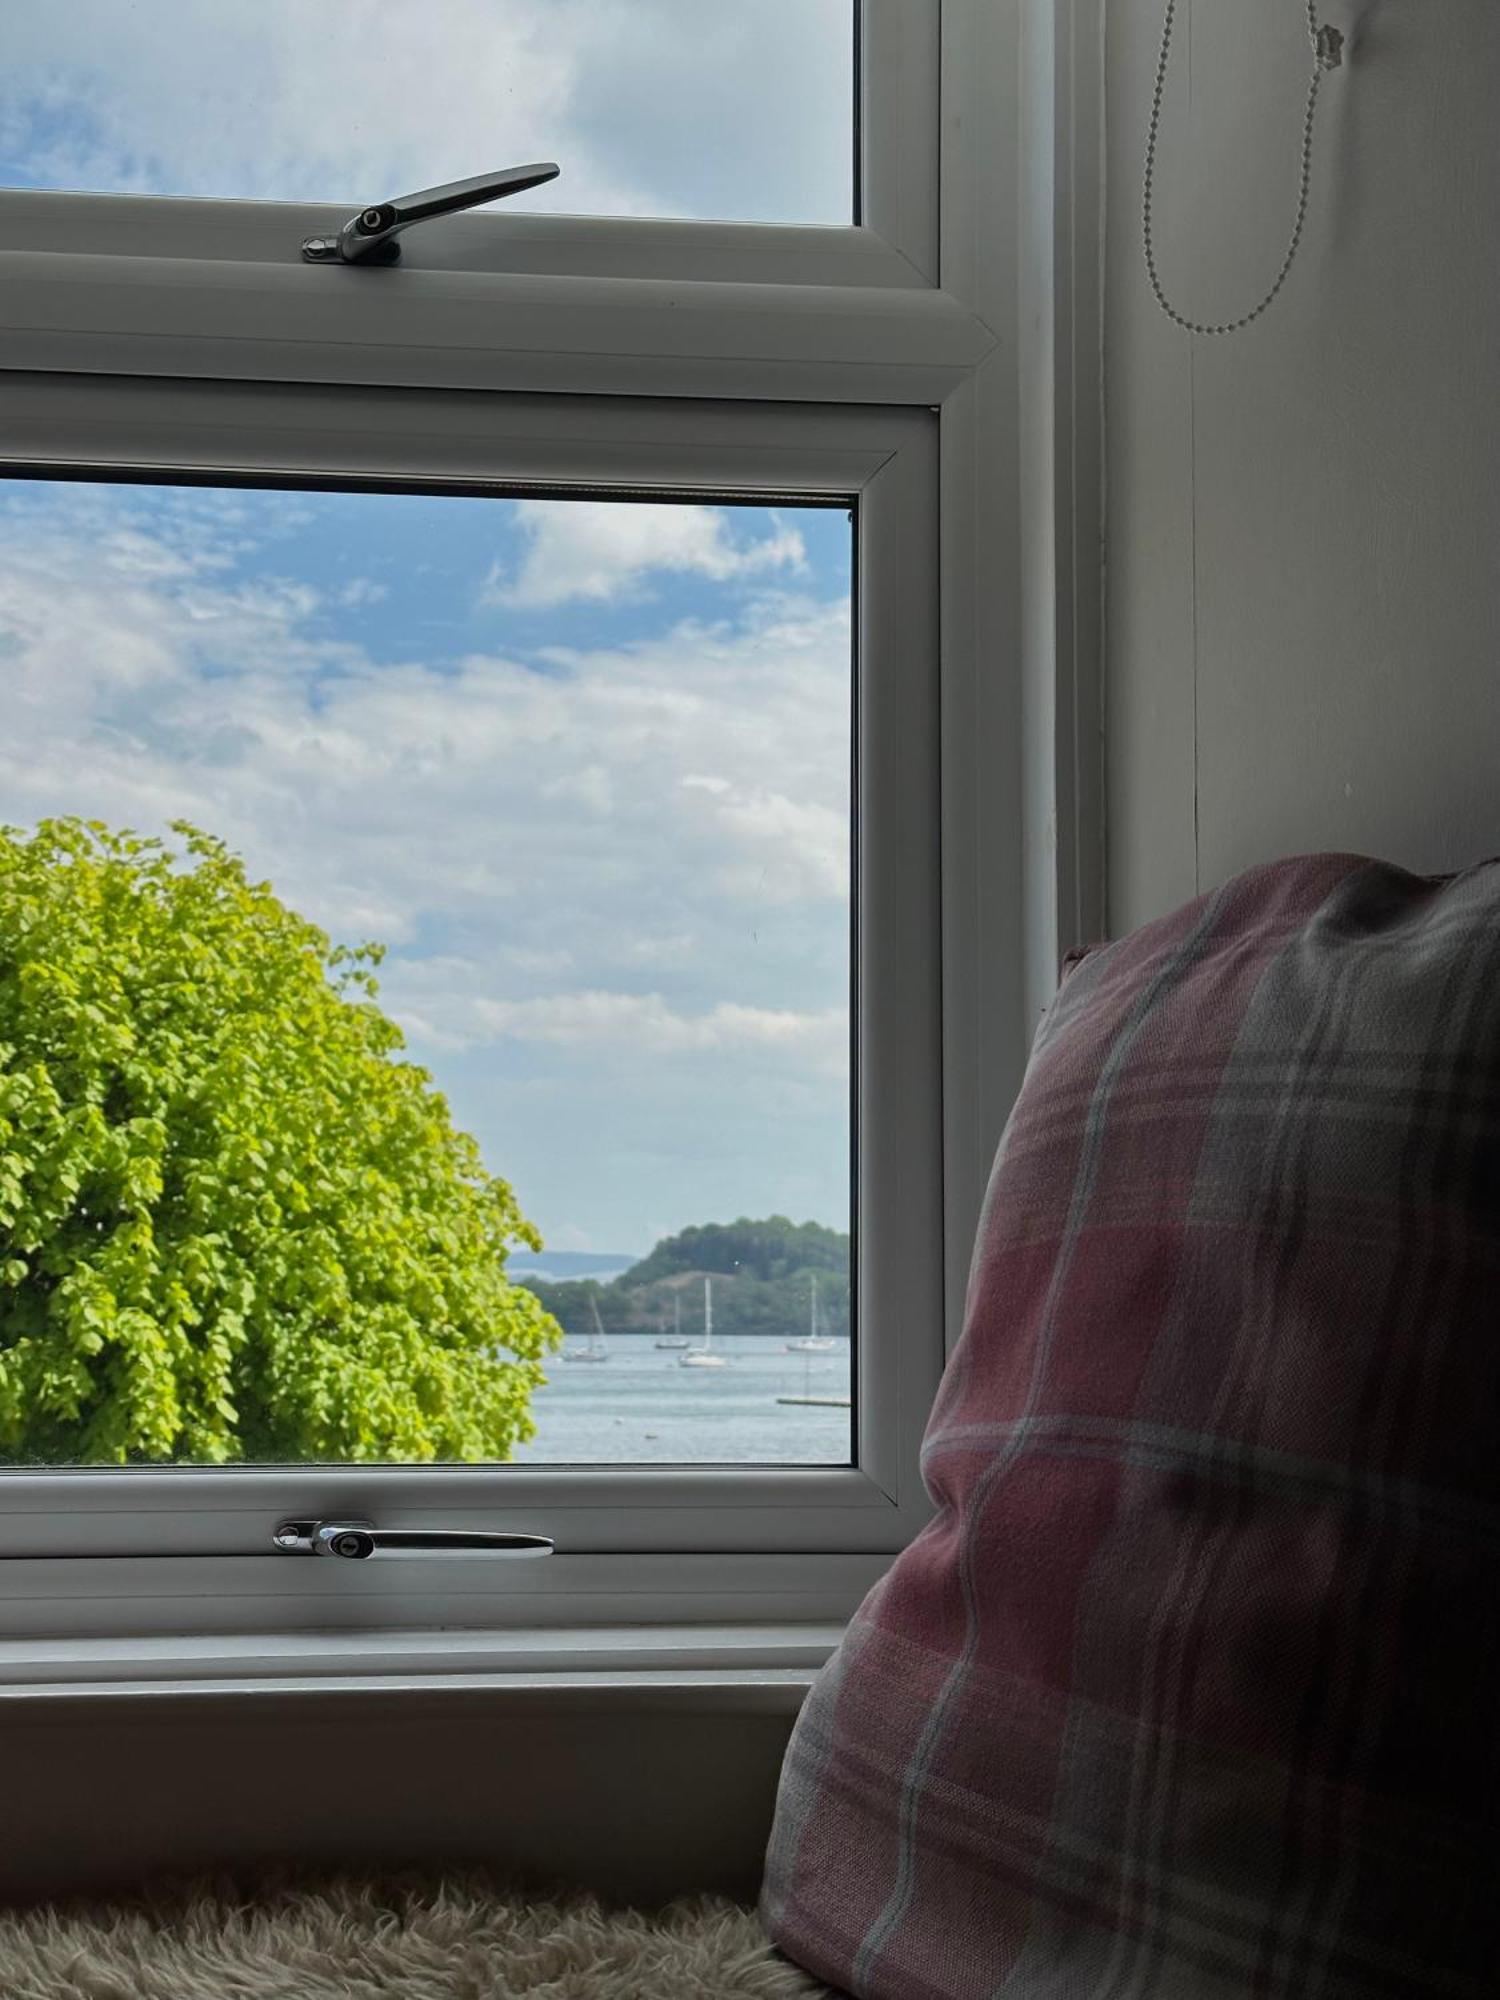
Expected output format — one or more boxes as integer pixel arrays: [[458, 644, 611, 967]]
[[1144, 0, 1345, 337]]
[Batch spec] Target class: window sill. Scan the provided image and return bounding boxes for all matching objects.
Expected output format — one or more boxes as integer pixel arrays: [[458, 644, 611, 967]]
[[0, 1623, 839, 1706]]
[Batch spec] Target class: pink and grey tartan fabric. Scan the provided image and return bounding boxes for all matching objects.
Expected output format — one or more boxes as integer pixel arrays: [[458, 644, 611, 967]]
[[763, 854, 1500, 2000]]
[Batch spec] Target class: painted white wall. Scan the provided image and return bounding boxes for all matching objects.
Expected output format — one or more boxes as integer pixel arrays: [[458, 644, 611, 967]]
[[1105, 0, 1500, 934]]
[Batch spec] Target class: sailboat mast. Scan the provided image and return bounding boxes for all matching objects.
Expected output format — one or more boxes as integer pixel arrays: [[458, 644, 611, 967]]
[[704, 1275, 713, 1350]]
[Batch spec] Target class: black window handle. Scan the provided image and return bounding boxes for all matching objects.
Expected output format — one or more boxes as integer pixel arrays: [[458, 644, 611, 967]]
[[302, 162, 560, 266], [273, 1518, 554, 1559]]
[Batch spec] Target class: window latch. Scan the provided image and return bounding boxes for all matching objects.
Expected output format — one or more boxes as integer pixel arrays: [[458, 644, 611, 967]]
[[301, 162, 560, 266], [273, 1518, 554, 1559]]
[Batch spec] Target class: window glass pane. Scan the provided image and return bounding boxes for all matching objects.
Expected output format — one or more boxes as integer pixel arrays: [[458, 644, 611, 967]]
[[0, 478, 852, 1465], [0, 1, 855, 226]]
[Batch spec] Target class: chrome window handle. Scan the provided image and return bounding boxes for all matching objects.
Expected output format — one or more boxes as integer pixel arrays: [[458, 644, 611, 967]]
[[273, 1519, 554, 1559], [302, 161, 560, 265]]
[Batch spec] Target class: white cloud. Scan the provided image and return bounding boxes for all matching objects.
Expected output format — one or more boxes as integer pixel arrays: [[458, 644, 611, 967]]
[[466, 991, 847, 1073], [680, 776, 847, 903], [0, 485, 852, 1245], [482, 503, 806, 610], [0, 1, 852, 225], [0, 497, 849, 949]]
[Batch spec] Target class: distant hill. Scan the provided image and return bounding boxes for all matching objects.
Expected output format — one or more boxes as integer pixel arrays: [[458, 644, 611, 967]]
[[623, 1216, 848, 1287], [516, 1215, 850, 1342]]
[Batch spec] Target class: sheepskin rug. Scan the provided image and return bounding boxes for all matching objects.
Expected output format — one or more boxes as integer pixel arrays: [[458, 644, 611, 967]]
[[0, 1876, 830, 1999]]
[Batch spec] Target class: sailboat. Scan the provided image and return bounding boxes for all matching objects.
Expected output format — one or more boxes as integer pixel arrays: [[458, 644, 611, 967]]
[[655, 1293, 690, 1350], [785, 1273, 836, 1353], [564, 1294, 610, 1363], [679, 1275, 728, 1368]]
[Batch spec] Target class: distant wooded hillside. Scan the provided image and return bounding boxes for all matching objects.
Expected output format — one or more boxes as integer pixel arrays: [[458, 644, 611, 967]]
[[516, 1215, 850, 1342]]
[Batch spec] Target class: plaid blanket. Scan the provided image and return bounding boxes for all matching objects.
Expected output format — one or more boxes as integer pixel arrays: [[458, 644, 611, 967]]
[[763, 854, 1500, 1999]]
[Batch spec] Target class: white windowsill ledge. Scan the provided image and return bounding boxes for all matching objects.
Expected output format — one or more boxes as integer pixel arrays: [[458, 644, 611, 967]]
[[0, 1624, 840, 1706]]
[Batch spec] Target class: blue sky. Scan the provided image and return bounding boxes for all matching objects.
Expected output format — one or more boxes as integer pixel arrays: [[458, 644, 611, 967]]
[[0, 0, 852, 225], [0, 481, 852, 1255], [0, 4, 858, 1256]]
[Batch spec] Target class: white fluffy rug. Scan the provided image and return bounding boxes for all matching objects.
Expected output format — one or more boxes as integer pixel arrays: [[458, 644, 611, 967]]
[[0, 1877, 831, 1999]]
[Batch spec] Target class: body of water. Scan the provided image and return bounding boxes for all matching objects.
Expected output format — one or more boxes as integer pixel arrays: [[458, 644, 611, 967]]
[[512, 1336, 852, 1464]]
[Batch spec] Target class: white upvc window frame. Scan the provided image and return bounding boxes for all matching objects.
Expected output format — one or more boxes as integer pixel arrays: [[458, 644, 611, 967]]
[[0, 0, 1102, 1655]]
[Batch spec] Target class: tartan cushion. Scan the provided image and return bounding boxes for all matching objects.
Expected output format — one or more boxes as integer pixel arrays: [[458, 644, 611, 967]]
[[763, 854, 1500, 2000]]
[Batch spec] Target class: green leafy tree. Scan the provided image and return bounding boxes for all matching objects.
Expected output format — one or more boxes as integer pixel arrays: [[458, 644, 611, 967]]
[[0, 819, 559, 1465]]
